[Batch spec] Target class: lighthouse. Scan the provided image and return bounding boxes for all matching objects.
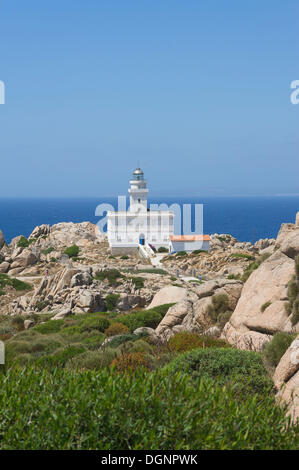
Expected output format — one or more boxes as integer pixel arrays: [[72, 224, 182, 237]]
[[128, 168, 148, 212], [107, 168, 175, 255]]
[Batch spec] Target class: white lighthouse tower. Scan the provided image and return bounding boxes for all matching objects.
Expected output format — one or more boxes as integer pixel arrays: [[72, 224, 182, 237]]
[[107, 167, 175, 255], [128, 168, 148, 212]]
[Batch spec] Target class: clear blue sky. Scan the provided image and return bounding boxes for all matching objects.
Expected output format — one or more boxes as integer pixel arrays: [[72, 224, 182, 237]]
[[0, 0, 298, 197]]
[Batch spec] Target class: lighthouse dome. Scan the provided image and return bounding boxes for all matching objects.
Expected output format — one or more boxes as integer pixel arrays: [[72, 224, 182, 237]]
[[133, 168, 144, 180]]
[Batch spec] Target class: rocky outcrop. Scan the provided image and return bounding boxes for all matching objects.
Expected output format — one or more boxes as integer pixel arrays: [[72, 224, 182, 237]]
[[147, 286, 190, 309], [274, 336, 299, 422], [10, 248, 38, 270], [222, 212, 299, 350], [154, 280, 243, 341], [29, 224, 50, 240], [228, 251, 295, 335], [221, 322, 271, 351]]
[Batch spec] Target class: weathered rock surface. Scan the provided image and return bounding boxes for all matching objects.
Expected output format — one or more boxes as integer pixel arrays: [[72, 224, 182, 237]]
[[10, 249, 38, 270], [226, 251, 295, 335], [221, 322, 271, 351], [274, 337, 299, 388], [147, 286, 189, 309], [274, 336, 299, 422], [154, 279, 243, 341], [0, 261, 10, 273]]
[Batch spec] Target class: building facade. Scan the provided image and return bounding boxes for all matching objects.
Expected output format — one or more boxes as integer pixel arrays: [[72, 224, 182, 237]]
[[107, 168, 210, 255], [107, 168, 174, 254]]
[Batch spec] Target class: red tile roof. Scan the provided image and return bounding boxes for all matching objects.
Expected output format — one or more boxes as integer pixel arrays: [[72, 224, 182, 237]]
[[170, 235, 210, 242]]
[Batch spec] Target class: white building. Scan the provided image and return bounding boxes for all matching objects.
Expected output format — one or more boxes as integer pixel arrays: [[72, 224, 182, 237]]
[[107, 168, 174, 255], [107, 168, 210, 255], [170, 235, 210, 253]]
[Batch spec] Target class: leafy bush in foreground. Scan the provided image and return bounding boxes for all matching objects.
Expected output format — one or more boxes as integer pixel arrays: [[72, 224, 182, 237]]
[[262, 332, 296, 367], [165, 348, 274, 396], [0, 367, 297, 450]]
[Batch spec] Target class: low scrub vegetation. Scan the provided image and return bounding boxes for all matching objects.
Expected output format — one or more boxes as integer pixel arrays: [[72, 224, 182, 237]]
[[94, 269, 124, 285], [176, 251, 187, 257], [0, 299, 298, 449], [0, 366, 297, 449], [0, 274, 32, 292], [157, 247, 168, 253], [206, 293, 233, 328], [262, 332, 296, 367], [116, 304, 173, 332], [165, 348, 274, 396], [105, 293, 120, 311], [285, 255, 299, 326], [17, 236, 36, 248], [168, 332, 229, 353], [104, 322, 130, 337], [261, 301, 271, 312]]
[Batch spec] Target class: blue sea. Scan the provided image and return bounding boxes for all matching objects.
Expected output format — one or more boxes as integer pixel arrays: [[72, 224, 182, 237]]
[[0, 197, 298, 244]]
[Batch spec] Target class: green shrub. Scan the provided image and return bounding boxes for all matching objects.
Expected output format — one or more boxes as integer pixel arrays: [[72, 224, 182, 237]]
[[116, 339, 154, 356], [168, 332, 229, 353], [291, 300, 299, 326], [117, 304, 172, 332], [79, 316, 110, 334], [105, 333, 139, 348], [230, 253, 254, 260], [111, 352, 151, 372], [131, 277, 144, 289], [165, 348, 274, 396], [66, 348, 117, 371], [261, 301, 271, 313], [176, 251, 187, 257], [284, 258, 299, 326], [0, 274, 31, 292], [95, 269, 123, 285], [63, 245, 79, 258], [207, 293, 232, 326], [34, 320, 64, 334], [105, 293, 120, 311], [35, 345, 85, 368], [135, 268, 168, 275], [0, 367, 297, 449], [192, 249, 207, 255], [17, 236, 30, 248], [5, 334, 64, 364], [227, 274, 241, 280], [40, 247, 54, 255], [11, 278, 32, 291], [120, 255, 129, 260], [157, 247, 168, 253], [104, 322, 130, 337], [262, 332, 296, 367], [11, 316, 25, 332]]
